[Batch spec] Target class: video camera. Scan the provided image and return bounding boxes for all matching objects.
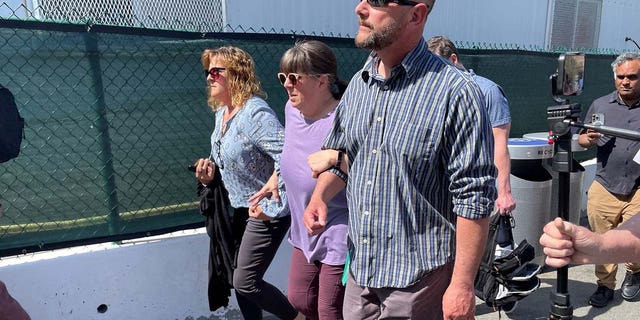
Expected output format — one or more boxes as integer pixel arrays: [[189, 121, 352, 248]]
[[547, 53, 585, 138], [551, 53, 585, 98]]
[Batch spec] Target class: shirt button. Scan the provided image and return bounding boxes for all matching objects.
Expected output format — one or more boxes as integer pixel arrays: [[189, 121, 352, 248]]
[[372, 149, 377, 154], [362, 238, 369, 244], [383, 85, 389, 90], [367, 180, 372, 185], [363, 210, 370, 215], [377, 117, 382, 122]]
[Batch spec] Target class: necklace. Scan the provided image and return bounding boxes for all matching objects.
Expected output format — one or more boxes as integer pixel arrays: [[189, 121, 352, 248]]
[[221, 121, 229, 136], [220, 107, 238, 136]]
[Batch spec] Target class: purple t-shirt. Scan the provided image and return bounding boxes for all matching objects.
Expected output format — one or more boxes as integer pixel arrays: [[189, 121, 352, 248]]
[[281, 101, 348, 266]]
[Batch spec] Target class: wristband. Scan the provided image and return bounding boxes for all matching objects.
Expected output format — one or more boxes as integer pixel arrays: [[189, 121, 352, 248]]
[[332, 166, 348, 184]]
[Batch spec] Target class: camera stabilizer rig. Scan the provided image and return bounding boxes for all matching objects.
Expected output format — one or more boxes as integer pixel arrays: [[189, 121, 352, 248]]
[[546, 101, 580, 320], [547, 53, 640, 319], [546, 52, 587, 319]]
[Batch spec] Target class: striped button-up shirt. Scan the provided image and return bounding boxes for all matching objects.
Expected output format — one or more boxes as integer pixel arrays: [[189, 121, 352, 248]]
[[324, 38, 497, 288]]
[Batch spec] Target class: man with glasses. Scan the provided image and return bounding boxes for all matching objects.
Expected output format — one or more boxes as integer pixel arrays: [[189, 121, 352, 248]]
[[577, 52, 640, 308], [303, 0, 496, 319]]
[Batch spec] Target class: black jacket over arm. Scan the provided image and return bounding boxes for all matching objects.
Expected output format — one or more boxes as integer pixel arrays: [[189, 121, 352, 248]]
[[198, 168, 246, 311]]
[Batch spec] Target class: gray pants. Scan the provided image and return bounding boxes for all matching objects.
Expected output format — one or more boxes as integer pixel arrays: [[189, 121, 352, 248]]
[[343, 261, 454, 320], [232, 212, 297, 320]]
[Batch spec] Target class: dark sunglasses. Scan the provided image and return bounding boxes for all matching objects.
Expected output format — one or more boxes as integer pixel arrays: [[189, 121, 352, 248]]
[[205, 67, 226, 81], [365, 0, 419, 7], [277, 73, 303, 86]]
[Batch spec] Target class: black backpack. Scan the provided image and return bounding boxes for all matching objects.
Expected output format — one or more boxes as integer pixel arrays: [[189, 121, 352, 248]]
[[474, 213, 541, 310], [0, 85, 24, 163]]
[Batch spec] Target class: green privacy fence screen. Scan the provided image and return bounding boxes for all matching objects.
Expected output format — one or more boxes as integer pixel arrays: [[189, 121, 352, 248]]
[[0, 17, 623, 257]]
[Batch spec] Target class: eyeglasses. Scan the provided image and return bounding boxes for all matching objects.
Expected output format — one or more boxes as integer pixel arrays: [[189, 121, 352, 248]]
[[205, 67, 226, 81], [277, 73, 303, 86], [364, 0, 419, 7], [215, 140, 224, 170]]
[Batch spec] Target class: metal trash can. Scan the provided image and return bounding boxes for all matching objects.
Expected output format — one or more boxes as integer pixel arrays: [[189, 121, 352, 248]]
[[522, 132, 586, 225], [507, 138, 554, 261]]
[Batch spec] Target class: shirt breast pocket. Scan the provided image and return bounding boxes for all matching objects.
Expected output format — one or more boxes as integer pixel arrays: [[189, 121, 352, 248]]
[[390, 122, 435, 166]]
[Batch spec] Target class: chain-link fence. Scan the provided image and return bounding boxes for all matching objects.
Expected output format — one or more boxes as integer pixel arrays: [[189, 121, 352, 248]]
[[2, 0, 225, 32], [0, 18, 369, 256], [0, 9, 623, 257]]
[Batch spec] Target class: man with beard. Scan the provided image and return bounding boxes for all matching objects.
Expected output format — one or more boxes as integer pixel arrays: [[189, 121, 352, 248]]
[[303, 1, 496, 319], [577, 52, 640, 308]]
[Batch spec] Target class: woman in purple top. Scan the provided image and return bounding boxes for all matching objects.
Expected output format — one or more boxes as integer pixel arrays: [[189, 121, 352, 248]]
[[278, 40, 349, 320]]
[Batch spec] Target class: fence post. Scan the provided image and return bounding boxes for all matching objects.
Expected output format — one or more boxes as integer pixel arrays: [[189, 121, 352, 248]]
[[83, 31, 121, 235]]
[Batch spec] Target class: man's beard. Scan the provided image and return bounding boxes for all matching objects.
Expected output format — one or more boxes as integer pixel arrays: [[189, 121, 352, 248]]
[[355, 18, 404, 50]]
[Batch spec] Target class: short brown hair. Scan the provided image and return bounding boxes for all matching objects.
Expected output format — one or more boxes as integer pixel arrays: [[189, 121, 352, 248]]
[[426, 35, 458, 59], [279, 40, 347, 100]]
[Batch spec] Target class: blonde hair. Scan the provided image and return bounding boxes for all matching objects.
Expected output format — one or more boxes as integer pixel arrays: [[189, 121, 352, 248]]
[[201, 46, 266, 111]]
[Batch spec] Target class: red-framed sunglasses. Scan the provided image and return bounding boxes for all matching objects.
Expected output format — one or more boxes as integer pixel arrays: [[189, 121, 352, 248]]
[[205, 67, 226, 81]]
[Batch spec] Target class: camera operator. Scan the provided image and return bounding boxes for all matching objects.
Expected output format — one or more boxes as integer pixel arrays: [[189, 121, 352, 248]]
[[576, 52, 640, 308], [540, 216, 640, 267]]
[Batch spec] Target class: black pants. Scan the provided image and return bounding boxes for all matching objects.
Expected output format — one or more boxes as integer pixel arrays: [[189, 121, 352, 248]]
[[232, 209, 297, 320]]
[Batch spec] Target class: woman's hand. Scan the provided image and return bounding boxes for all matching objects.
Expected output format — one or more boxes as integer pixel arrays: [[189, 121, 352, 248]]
[[247, 170, 279, 206], [249, 204, 270, 220], [195, 158, 215, 185]]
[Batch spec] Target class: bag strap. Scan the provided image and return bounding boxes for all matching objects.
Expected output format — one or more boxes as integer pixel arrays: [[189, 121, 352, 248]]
[[480, 213, 503, 265]]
